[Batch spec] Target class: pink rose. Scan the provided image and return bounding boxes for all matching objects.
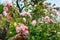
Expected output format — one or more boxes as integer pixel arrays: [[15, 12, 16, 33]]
[[3, 11, 7, 16], [16, 26, 21, 33], [52, 9, 58, 16], [16, 24, 28, 34], [23, 26, 28, 34], [3, 2, 7, 6], [44, 16, 50, 22], [20, 12, 26, 16], [20, 12, 31, 17], [7, 2, 13, 8], [20, 24, 28, 31], [24, 29, 28, 34], [3, 7, 8, 12], [31, 20, 37, 26]]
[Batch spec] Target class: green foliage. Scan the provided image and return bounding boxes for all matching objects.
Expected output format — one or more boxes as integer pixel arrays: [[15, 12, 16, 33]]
[[27, 23, 59, 40], [0, 0, 60, 40], [0, 5, 3, 13], [6, 22, 60, 40]]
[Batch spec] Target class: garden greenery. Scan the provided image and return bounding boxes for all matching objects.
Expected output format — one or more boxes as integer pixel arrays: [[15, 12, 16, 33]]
[[0, 0, 60, 40]]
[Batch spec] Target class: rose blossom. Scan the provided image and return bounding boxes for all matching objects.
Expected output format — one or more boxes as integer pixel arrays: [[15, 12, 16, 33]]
[[24, 29, 28, 34], [20, 12, 26, 16], [16, 26, 21, 33], [7, 2, 13, 8], [3, 11, 7, 16], [16, 24, 28, 34], [52, 9, 58, 16], [20, 24, 28, 34], [3, 2, 7, 6], [3, 7, 8, 12], [20, 12, 31, 17], [31, 20, 37, 26], [44, 16, 50, 22]]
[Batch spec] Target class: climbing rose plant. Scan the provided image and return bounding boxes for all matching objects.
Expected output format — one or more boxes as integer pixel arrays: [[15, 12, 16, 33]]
[[0, 0, 60, 40]]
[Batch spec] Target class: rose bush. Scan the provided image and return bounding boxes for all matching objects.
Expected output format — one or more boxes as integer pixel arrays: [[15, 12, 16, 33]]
[[0, 0, 60, 40]]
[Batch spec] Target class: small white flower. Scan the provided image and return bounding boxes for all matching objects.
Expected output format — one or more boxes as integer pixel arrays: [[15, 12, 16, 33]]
[[23, 18, 26, 23]]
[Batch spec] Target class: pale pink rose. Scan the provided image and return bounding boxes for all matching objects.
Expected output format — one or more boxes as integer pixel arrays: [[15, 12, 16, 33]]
[[23, 18, 26, 23], [20, 12, 31, 17], [52, 9, 58, 16], [23, 26, 28, 34], [44, 16, 50, 22], [19, 24, 25, 31], [16, 26, 21, 33], [3, 11, 7, 16], [3, 7, 8, 12], [3, 2, 7, 6], [20, 12, 26, 16], [7, 2, 13, 8], [20, 24, 28, 31], [31, 20, 37, 26], [20, 24, 28, 34]]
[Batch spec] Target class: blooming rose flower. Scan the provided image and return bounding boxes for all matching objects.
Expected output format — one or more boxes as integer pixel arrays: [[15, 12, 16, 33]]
[[3, 2, 7, 6], [3, 7, 8, 12], [44, 16, 50, 22], [31, 20, 37, 26], [20, 12, 26, 16], [3, 11, 7, 16], [20, 24, 28, 34], [7, 2, 13, 8], [24, 29, 28, 34], [52, 9, 58, 16], [20, 12, 31, 17], [16, 26, 21, 33], [16, 24, 28, 34]]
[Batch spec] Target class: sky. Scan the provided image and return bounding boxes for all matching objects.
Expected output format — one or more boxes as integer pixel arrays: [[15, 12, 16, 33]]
[[0, 0, 60, 7], [0, 0, 12, 4], [45, 0, 60, 7]]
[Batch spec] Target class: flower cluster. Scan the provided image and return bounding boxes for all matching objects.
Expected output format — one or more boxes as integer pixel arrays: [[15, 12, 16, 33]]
[[3, 2, 13, 16], [0, 0, 60, 40], [44, 16, 53, 22], [16, 23, 28, 34], [20, 12, 31, 17], [3, 2, 13, 8]]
